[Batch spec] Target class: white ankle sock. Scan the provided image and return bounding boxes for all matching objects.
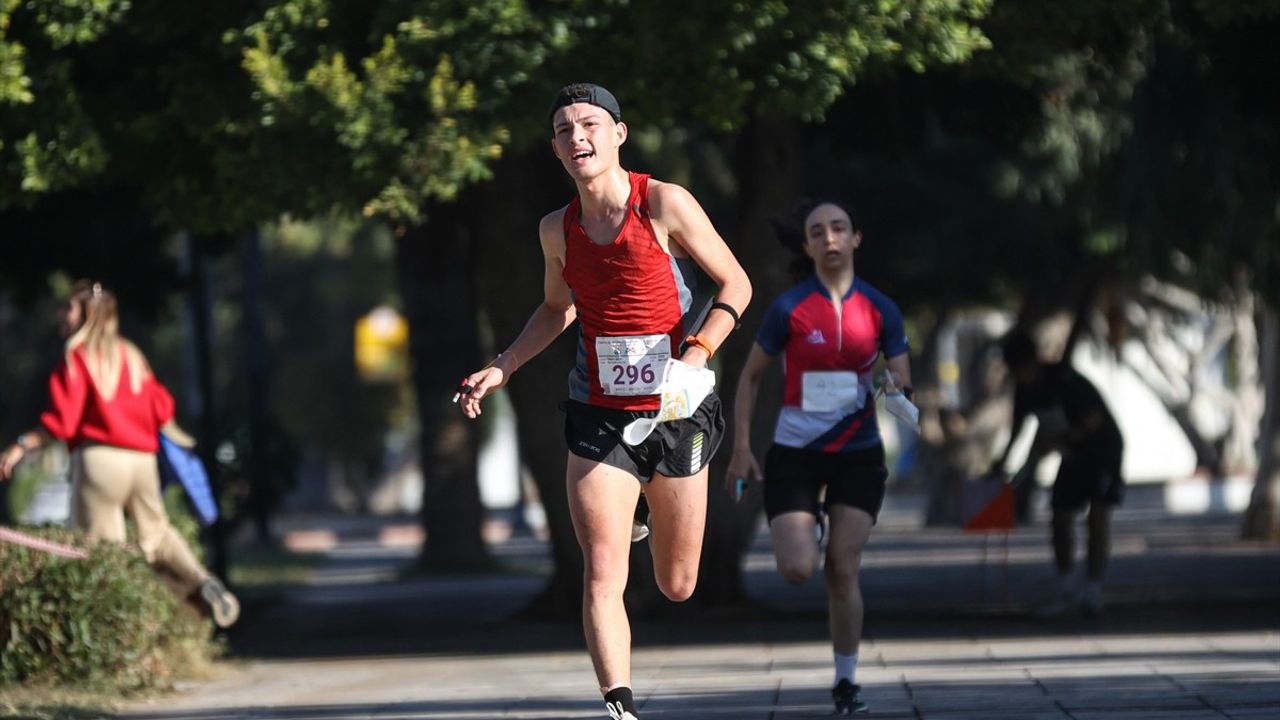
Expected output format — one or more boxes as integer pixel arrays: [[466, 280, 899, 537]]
[[834, 652, 858, 685]]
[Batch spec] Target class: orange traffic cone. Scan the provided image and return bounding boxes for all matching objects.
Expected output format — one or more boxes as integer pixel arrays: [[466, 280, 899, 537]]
[[964, 483, 1016, 532]]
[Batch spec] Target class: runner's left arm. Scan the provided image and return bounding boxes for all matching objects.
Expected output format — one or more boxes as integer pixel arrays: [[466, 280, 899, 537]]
[[648, 181, 752, 368]]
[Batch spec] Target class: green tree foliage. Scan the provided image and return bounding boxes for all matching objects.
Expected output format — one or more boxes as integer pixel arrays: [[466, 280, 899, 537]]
[[2, 0, 999, 236], [232, 0, 578, 223], [0, 0, 126, 201], [227, 0, 993, 223], [1116, 1, 1280, 303], [545, 0, 991, 132]]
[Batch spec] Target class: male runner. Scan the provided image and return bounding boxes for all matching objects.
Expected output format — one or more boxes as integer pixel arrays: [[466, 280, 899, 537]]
[[458, 82, 751, 719]]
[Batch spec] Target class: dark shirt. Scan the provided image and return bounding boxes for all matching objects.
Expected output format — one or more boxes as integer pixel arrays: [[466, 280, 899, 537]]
[[1013, 363, 1122, 452]]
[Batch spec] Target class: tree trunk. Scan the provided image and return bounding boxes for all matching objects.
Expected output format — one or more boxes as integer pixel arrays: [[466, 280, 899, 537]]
[[242, 227, 275, 542], [1224, 275, 1263, 474], [397, 217, 490, 571], [467, 148, 585, 617], [692, 111, 804, 608], [1242, 302, 1279, 540], [1121, 280, 1266, 478], [184, 232, 229, 578]]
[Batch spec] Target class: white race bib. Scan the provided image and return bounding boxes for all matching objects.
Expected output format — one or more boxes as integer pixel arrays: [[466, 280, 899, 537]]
[[801, 371, 868, 413], [596, 334, 671, 396]]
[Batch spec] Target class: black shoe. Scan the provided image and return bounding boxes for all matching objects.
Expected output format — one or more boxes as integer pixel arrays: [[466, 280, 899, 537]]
[[832, 679, 868, 715]]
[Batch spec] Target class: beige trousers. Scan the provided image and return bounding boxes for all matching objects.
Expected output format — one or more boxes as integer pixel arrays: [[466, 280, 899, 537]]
[[72, 444, 210, 597]]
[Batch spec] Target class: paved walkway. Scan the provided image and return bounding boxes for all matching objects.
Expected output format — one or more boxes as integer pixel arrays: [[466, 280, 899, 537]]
[[122, 487, 1280, 719]]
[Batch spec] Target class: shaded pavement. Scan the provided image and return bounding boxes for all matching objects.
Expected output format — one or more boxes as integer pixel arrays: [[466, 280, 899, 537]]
[[122, 485, 1280, 719]]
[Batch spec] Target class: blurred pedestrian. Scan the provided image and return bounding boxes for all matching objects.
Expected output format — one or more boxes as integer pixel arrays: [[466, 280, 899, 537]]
[[0, 280, 239, 628], [456, 83, 751, 720], [989, 330, 1124, 617], [726, 199, 911, 716]]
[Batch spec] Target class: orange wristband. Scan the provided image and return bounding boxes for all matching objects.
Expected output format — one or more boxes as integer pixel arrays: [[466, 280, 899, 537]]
[[684, 334, 716, 359]]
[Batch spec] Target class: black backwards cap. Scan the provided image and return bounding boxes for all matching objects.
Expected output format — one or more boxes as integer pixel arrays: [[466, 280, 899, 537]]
[[548, 83, 622, 123]]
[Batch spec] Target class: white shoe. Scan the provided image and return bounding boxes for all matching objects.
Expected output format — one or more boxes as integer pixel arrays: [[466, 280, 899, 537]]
[[607, 703, 639, 720], [631, 519, 650, 543], [200, 577, 241, 628]]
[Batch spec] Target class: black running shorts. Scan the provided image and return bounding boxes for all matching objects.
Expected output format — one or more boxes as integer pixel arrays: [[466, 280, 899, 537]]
[[563, 392, 725, 482], [1052, 441, 1125, 511], [763, 443, 888, 522]]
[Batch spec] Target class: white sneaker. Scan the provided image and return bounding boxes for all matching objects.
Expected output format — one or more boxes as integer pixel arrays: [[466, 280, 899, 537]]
[[607, 702, 639, 720], [200, 576, 241, 628], [631, 519, 650, 542]]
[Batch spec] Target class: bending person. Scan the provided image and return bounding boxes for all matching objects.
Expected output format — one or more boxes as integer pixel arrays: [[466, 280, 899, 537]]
[[989, 331, 1124, 617]]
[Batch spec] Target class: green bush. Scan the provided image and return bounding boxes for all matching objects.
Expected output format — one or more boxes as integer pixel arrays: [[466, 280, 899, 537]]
[[0, 526, 217, 692]]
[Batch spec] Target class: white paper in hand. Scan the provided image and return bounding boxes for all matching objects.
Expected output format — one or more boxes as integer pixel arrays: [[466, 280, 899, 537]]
[[621, 359, 716, 445], [884, 391, 920, 432], [656, 359, 715, 421]]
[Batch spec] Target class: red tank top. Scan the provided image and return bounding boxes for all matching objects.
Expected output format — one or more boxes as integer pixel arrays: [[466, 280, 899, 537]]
[[562, 172, 693, 410]]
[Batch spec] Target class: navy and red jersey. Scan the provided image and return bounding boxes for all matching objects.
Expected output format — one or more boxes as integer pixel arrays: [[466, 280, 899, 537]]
[[40, 344, 176, 453], [757, 275, 908, 453], [562, 172, 697, 410]]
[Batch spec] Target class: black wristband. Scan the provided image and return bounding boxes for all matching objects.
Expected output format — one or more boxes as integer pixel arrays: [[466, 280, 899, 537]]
[[902, 386, 914, 402], [710, 302, 741, 329]]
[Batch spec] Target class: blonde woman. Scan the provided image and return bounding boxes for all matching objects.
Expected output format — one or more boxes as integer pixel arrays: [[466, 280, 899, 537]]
[[0, 280, 239, 628]]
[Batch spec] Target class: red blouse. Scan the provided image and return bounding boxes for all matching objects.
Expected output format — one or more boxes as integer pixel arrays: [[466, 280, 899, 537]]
[[40, 346, 175, 453]]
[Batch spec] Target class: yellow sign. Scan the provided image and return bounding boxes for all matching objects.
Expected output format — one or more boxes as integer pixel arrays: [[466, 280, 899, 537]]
[[355, 306, 409, 382]]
